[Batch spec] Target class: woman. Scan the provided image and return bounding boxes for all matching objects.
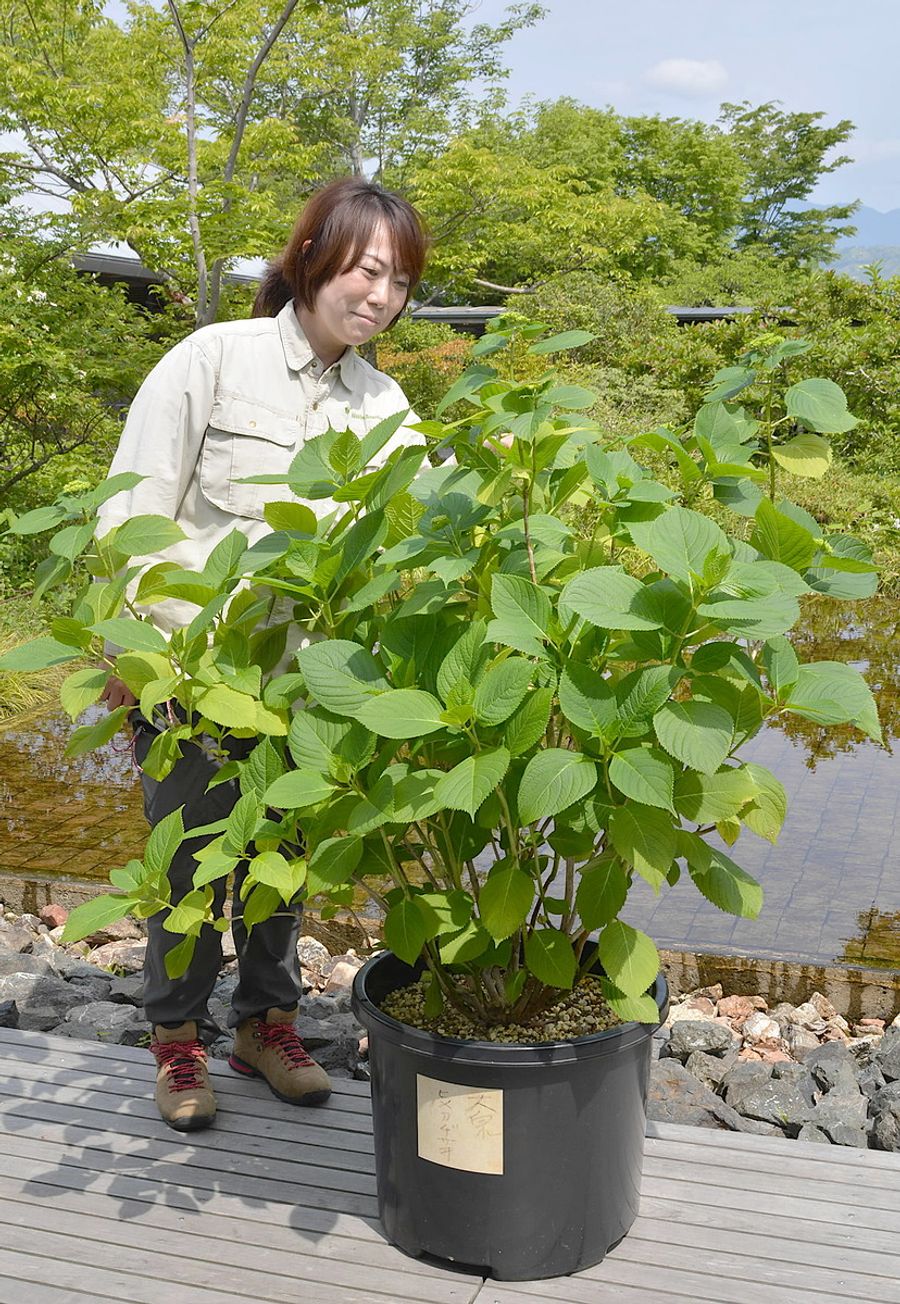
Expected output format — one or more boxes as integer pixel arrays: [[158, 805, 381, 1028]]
[[97, 178, 428, 1132]]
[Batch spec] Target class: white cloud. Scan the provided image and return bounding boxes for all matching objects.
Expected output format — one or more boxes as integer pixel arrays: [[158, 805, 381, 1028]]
[[643, 58, 728, 98]]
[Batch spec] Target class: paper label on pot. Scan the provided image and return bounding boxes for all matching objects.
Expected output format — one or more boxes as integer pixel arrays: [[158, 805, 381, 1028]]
[[416, 1075, 504, 1174]]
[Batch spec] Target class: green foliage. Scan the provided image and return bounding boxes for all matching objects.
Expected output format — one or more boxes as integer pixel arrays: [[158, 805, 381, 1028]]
[[8, 318, 883, 1034]]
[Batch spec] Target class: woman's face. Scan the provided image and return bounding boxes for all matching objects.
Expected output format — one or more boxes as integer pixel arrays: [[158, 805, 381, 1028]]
[[309, 224, 410, 355]]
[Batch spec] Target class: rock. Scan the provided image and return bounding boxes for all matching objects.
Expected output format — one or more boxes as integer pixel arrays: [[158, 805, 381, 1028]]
[[0, 973, 84, 1031], [0, 999, 18, 1028], [874, 1029, 900, 1082], [808, 1053, 862, 1097], [809, 991, 839, 1021], [83, 918, 144, 947], [782, 1024, 821, 1061], [0, 926, 34, 954], [724, 1076, 816, 1136], [716, 995, 758, 1025], [303, 995, 347, 1020], [220, 926, 238, 961], [108, 973, 145, 1005], [857, 1063, 887, 1102], [61, 1002, 146, 1043], [872, 1102, 900, 1151], [297, 936, 331, 976], [45, 952, 114, 982], [691, 984, 724, 1001], [357, 1034, 368, 1059], [666, 1003, 718, 1026], [663, 1020, 738, 1061], [796, 1123, 832, 1144], [872, 1081, 900, 1114], [322, 957, 364, 995], [353, 1061, 371, 1082], [39, 904, 68, 929], [294, 1014, 362, 1073], [0, 950, 49, 977], [684, 1049, 736, 1091], [721, 1060, 773, 1095], [648, 1059, 778, 1135], [770, 1063, 816, 1103], [300, 915, 369, 957], [742, 1012, 782, 1043], [86, 940, 147, 973], [16, 913, 44, 933], [682, 996, 717, 1017], [788, 1001, 827, 1029], [62, 974, 114, 1004], [890, 1012, 900, 1029], [805, 1040, 855, 1080]]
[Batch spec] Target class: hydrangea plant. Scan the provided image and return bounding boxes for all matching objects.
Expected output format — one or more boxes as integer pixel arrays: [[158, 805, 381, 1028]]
[[2, 318, 881, 1030]]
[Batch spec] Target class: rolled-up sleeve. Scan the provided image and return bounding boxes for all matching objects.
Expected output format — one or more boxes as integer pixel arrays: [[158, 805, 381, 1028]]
[[96, 336, 217, 536]]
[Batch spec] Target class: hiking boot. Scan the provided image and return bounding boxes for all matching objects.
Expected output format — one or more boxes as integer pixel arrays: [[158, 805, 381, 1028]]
[[149, 1020, 217, 1132], [229, 1006, 332, 1106]]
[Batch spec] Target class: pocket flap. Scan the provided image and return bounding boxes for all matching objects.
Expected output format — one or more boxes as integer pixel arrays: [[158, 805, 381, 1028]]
[[208, 395, 297, 446]]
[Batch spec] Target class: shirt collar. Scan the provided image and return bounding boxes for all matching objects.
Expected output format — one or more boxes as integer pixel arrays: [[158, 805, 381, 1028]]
[[277, 299, 360, 388]]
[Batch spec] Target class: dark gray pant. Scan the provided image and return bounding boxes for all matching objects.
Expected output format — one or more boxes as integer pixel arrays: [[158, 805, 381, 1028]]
[[133, 719, 304, 1042]]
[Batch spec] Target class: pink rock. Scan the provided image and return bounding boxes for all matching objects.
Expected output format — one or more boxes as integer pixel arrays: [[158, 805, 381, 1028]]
[[87, 940, 147, 973], [691, 984, 724, 1001], [39, 904, 68, 929], [749, 996, 769, 1011], [742, 1012, 781, 1042], [822, 1027, 849, 1042], [322, 957, 364, 994], [684, 997, 717, 1017], [859, 1018, 885, 1030], [358, 1035, 369, 1058], [754, 1046, 793, 1065], [809, 991, 838, 1020], [738, 1048, 764, 1062], [717, 995, 757, 1024]]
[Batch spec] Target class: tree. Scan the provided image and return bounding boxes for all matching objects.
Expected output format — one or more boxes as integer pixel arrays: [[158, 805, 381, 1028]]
[[0, 0, 540, 324], [719, 101, 858, 265]]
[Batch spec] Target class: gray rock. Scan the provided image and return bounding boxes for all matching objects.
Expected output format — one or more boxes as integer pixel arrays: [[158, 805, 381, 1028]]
[[874, 1029, 900, 1082], [810, 1056, 862, 1096], [720, 1060, 773, 1097], [648, 1059, 779, 1135], [0, 949, 48, 977], [811, 1089, 868, 1147], [213, 973, 239, 1006], [0, 926, 35, 954], [45, 951, 115, 982], [0, 972, 84, 1030], [796, 1123, 832, 1144], [805, 1040, 855, 1076], [770, 1062, 817, 1104], [302, 995, 347, 1020], [724, 1076, 815, 1135], [208, 1035, 234, 1061], [60, 1001, 146, 1043], [871, 1080, 900, 1114], [85, 940, 147, 973], [297, 936, 331, 972], [294, 1013, 364, 1048], [872, 1102, 900, 1151], [108, 973, 145, 1005], [782, 1024, 821, 1061], [662, 1020, 737, 1062], [0, 999, 18, 1028], [857, 1063, 887, 1102], [64, 974, 114, 1004], [684, 1049, 736, 1091]]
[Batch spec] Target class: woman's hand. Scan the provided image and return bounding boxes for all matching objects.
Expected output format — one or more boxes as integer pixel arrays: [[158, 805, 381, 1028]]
[[100, 676, 138, 713]]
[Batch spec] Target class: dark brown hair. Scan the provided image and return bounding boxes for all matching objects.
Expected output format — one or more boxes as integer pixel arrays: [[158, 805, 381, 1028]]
[[252, 177, 428, 322]]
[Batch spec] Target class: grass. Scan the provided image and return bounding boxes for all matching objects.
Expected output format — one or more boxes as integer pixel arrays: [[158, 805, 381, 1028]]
[[0, 592, 77, 728]]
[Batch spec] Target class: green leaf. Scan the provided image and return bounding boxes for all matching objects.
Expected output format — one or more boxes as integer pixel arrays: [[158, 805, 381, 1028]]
[[8, 504, 68, 535], [435, 366, 496, 417], [479, 864, 534, 941], [616, 666, 682, 734], [741, 763, 788, 843], [0, 636, 82, 671], [598, 922, 659, 998], [164, 934, 198, 980], [609, 748, 675, 813], [505, 687, 554, 756], [762, 637, 800, 697], [697, 594, 799, 640], [784, 662, 882, 742], [559, 664, 617, 736], [296, 640, 389, 715], [473, 658, 532, 726], [60, 892, 138, 945], [264, 769, 337, 809], [247, 851, 297, 905], [359, 408, 412, 464], [487, 574, 551, 656], [517, 750, 597, 824], [674, 767, 757, 824], [328, 429, 363, 479], [575, 861, 629, 930], [523, 929, 577, 988], [384, 898, 428, 964], [90, 619, 168, 654], [144, 808, 186, 878], [785, 378, 857, 434], [434, 748, 510, 817], [65, 705, 130, 758], [262, 501, 318, 534], [242, 883, 282, 930], [628, 507, 729, 584], [771, 432, 832, 478], [599, 979, 660, 1025], [751, 499, 817, 573], [608, 807, 677, 891], [306, 837, 364, 895], [653, 700, 734, 776], [223, 793, 262, 856], [112, 515, 186, 556], [436, 620, 490, 700], [59, 667, 109, 720], [562, 567, 663, 631], [194, 684, 258, 729], [528, 329, 596, 356], [357, 689, 446, 738], [686, 839, 764, 918], [49, 520, 96, 562]]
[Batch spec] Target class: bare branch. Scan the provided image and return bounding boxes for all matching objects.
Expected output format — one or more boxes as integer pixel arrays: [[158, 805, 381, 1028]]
[[473, 278, 537, 295]]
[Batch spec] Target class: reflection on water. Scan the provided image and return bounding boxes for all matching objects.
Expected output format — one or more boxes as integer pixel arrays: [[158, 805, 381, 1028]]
[[0, 598, 897, 966]]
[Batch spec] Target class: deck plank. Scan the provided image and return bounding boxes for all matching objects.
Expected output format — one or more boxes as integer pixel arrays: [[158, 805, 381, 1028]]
[[2, 1026, 898, 1304]]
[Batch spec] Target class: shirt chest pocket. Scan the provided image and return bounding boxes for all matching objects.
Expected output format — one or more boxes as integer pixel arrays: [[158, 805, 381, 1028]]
[[200, 396, 300, 520]]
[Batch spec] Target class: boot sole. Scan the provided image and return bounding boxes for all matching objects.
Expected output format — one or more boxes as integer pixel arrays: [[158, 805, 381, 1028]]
[[228, 1053, 332, 1106], [161, 1111, 216, 1133]]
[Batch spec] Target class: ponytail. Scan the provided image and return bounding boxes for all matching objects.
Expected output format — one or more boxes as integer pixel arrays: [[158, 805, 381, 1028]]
[[252, 260, 294, 318]]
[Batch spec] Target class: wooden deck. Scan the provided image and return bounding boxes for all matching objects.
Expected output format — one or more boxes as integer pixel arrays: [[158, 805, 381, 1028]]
[[0, 1027, 898, 1303]]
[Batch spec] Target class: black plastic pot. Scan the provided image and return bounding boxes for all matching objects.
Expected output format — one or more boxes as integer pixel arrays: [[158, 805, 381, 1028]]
[[351, 950, 669, 1281]]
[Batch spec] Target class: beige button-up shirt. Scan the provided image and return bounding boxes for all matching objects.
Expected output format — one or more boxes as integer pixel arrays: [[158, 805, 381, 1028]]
[[97, 300, 422, 640]]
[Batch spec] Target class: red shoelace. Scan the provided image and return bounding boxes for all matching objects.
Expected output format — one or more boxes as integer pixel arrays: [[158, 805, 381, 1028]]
[[259, 1022, 315, 1067], [152, 1039, 208, 1092]]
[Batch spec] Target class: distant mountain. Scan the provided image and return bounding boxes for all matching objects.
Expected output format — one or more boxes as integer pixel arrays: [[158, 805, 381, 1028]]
[[827, 245, 900, 279], [835, 205, 900, 248]]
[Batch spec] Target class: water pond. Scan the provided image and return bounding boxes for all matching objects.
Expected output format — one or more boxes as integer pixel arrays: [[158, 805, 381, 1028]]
[[1, 597, 897, 969]]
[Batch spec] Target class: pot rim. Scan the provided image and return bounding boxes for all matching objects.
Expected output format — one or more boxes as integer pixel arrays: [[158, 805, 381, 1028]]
[[351, 947, 669, 1065]]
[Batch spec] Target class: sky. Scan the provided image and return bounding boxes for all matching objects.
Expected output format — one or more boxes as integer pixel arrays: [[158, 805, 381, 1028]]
[[468, 0, 900, 212]]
